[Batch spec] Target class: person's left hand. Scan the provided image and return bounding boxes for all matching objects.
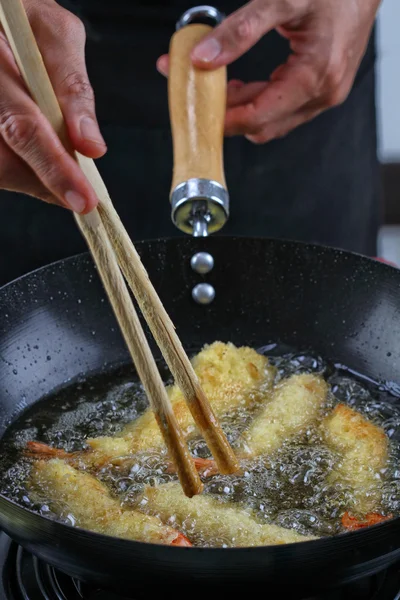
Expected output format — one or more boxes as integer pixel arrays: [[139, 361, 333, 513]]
[[157, 0, 381, 144]]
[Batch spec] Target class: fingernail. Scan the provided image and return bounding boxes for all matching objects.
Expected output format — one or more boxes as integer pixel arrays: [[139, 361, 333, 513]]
[[245, 134, 261, 145], [79, 117, 106, 146], [64, 190, 87, 213], [192, 37, 221, 63], [156, 58, 167, 77]]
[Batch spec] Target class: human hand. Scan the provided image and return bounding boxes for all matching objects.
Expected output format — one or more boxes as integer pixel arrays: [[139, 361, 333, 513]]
[[0, 0, 104, 212], [158, 0, 381, 144]]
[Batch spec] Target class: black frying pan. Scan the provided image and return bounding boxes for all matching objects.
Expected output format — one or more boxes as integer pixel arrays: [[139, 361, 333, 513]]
[[0, 236, 399, 598]]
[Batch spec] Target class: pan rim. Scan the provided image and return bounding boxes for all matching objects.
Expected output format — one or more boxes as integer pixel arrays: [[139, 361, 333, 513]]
[[0, 235, 397, 294]]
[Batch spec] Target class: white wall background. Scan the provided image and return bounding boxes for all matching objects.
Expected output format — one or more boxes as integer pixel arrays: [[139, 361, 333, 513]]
[[377, 0, 400, 163], [376, 1, 400, 262]]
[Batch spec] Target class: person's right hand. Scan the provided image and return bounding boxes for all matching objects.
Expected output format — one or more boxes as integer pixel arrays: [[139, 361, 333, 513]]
[[0, 0, 104, 213]]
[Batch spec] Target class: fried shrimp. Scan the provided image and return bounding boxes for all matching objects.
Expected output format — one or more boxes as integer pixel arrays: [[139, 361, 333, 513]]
[[322, 404, 388, 514], [116, 341, 274, 451], [138, 482, 317, 547], [180, 373, 328, 475], [30, 459, 191, 546], [239, 373, 328, 457]]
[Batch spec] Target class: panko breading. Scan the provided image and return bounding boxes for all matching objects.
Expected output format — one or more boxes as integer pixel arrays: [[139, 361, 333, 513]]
[[322, 404, 388, 514], [239, 373, 328, 457], [139, 482, 317, 547], [30, 459, 190, 545], [88, 342, 274, 458]]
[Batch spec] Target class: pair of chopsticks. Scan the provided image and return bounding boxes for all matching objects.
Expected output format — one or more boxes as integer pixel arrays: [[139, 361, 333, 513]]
[[0, 0, 240, 497]]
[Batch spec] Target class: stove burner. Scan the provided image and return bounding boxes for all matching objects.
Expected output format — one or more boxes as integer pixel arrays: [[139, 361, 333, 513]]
[[0, 536, 130, 600], [0, 534, 399, 600]]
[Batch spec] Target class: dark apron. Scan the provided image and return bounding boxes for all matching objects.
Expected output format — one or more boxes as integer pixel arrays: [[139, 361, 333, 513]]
[[0, 0, 381, 285]]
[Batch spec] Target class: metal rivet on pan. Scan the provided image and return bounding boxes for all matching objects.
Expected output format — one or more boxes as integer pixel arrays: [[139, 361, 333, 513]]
[[192, 283, 215, 305], [190, 252, 214, 275]]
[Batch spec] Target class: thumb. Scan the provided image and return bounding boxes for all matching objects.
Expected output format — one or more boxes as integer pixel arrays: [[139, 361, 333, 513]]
[[190, 0, 283, 69]]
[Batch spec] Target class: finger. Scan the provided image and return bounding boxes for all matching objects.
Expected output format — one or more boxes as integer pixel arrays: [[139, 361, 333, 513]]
[[30, 4, 106, 159], [0, 59, 99, 213], [156, 54, 260, 110], [227, 81, 267, 108], [0, 29, 20, 74], [156, 54, 169, 77], [0, 138, 58, 204], [156, 53, 249, 97], [156, 58, 247, 85], [190, 0, 300, 68], [244, 106, 322, 144], [224, 59, 319, 136]]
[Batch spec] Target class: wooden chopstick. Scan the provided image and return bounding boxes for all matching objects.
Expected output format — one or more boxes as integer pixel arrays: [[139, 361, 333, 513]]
[[76, 214, 203, 497], [0, 0, 239, 479], [0, 0, 203, 497]]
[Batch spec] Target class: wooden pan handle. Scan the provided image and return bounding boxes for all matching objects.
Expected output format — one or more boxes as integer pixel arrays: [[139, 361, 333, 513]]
[[169, 24, 227, 193]]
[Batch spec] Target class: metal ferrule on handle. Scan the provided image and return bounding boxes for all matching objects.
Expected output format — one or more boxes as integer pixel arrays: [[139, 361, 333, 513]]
[[169, 6, 229, 237], [171, 178, 229, 236]]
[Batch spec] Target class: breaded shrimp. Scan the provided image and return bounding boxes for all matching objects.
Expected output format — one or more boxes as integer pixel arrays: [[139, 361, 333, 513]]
[[321, 404, 388, 514], [139, 482, 317, 547], [26, 439, 132, 471], [29, 459, 191, 546], [117, 342, 273, 449], [171, 373, 328, 476], [239, 373, 328, 457]]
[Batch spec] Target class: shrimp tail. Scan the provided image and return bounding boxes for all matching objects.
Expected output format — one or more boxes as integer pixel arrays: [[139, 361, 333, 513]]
[[342, 511, 392, 531], [25, 441, 74, 460], [192, 458, 219, 477], [166, 457, 218, 478], [171, 532, 192, 547]]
